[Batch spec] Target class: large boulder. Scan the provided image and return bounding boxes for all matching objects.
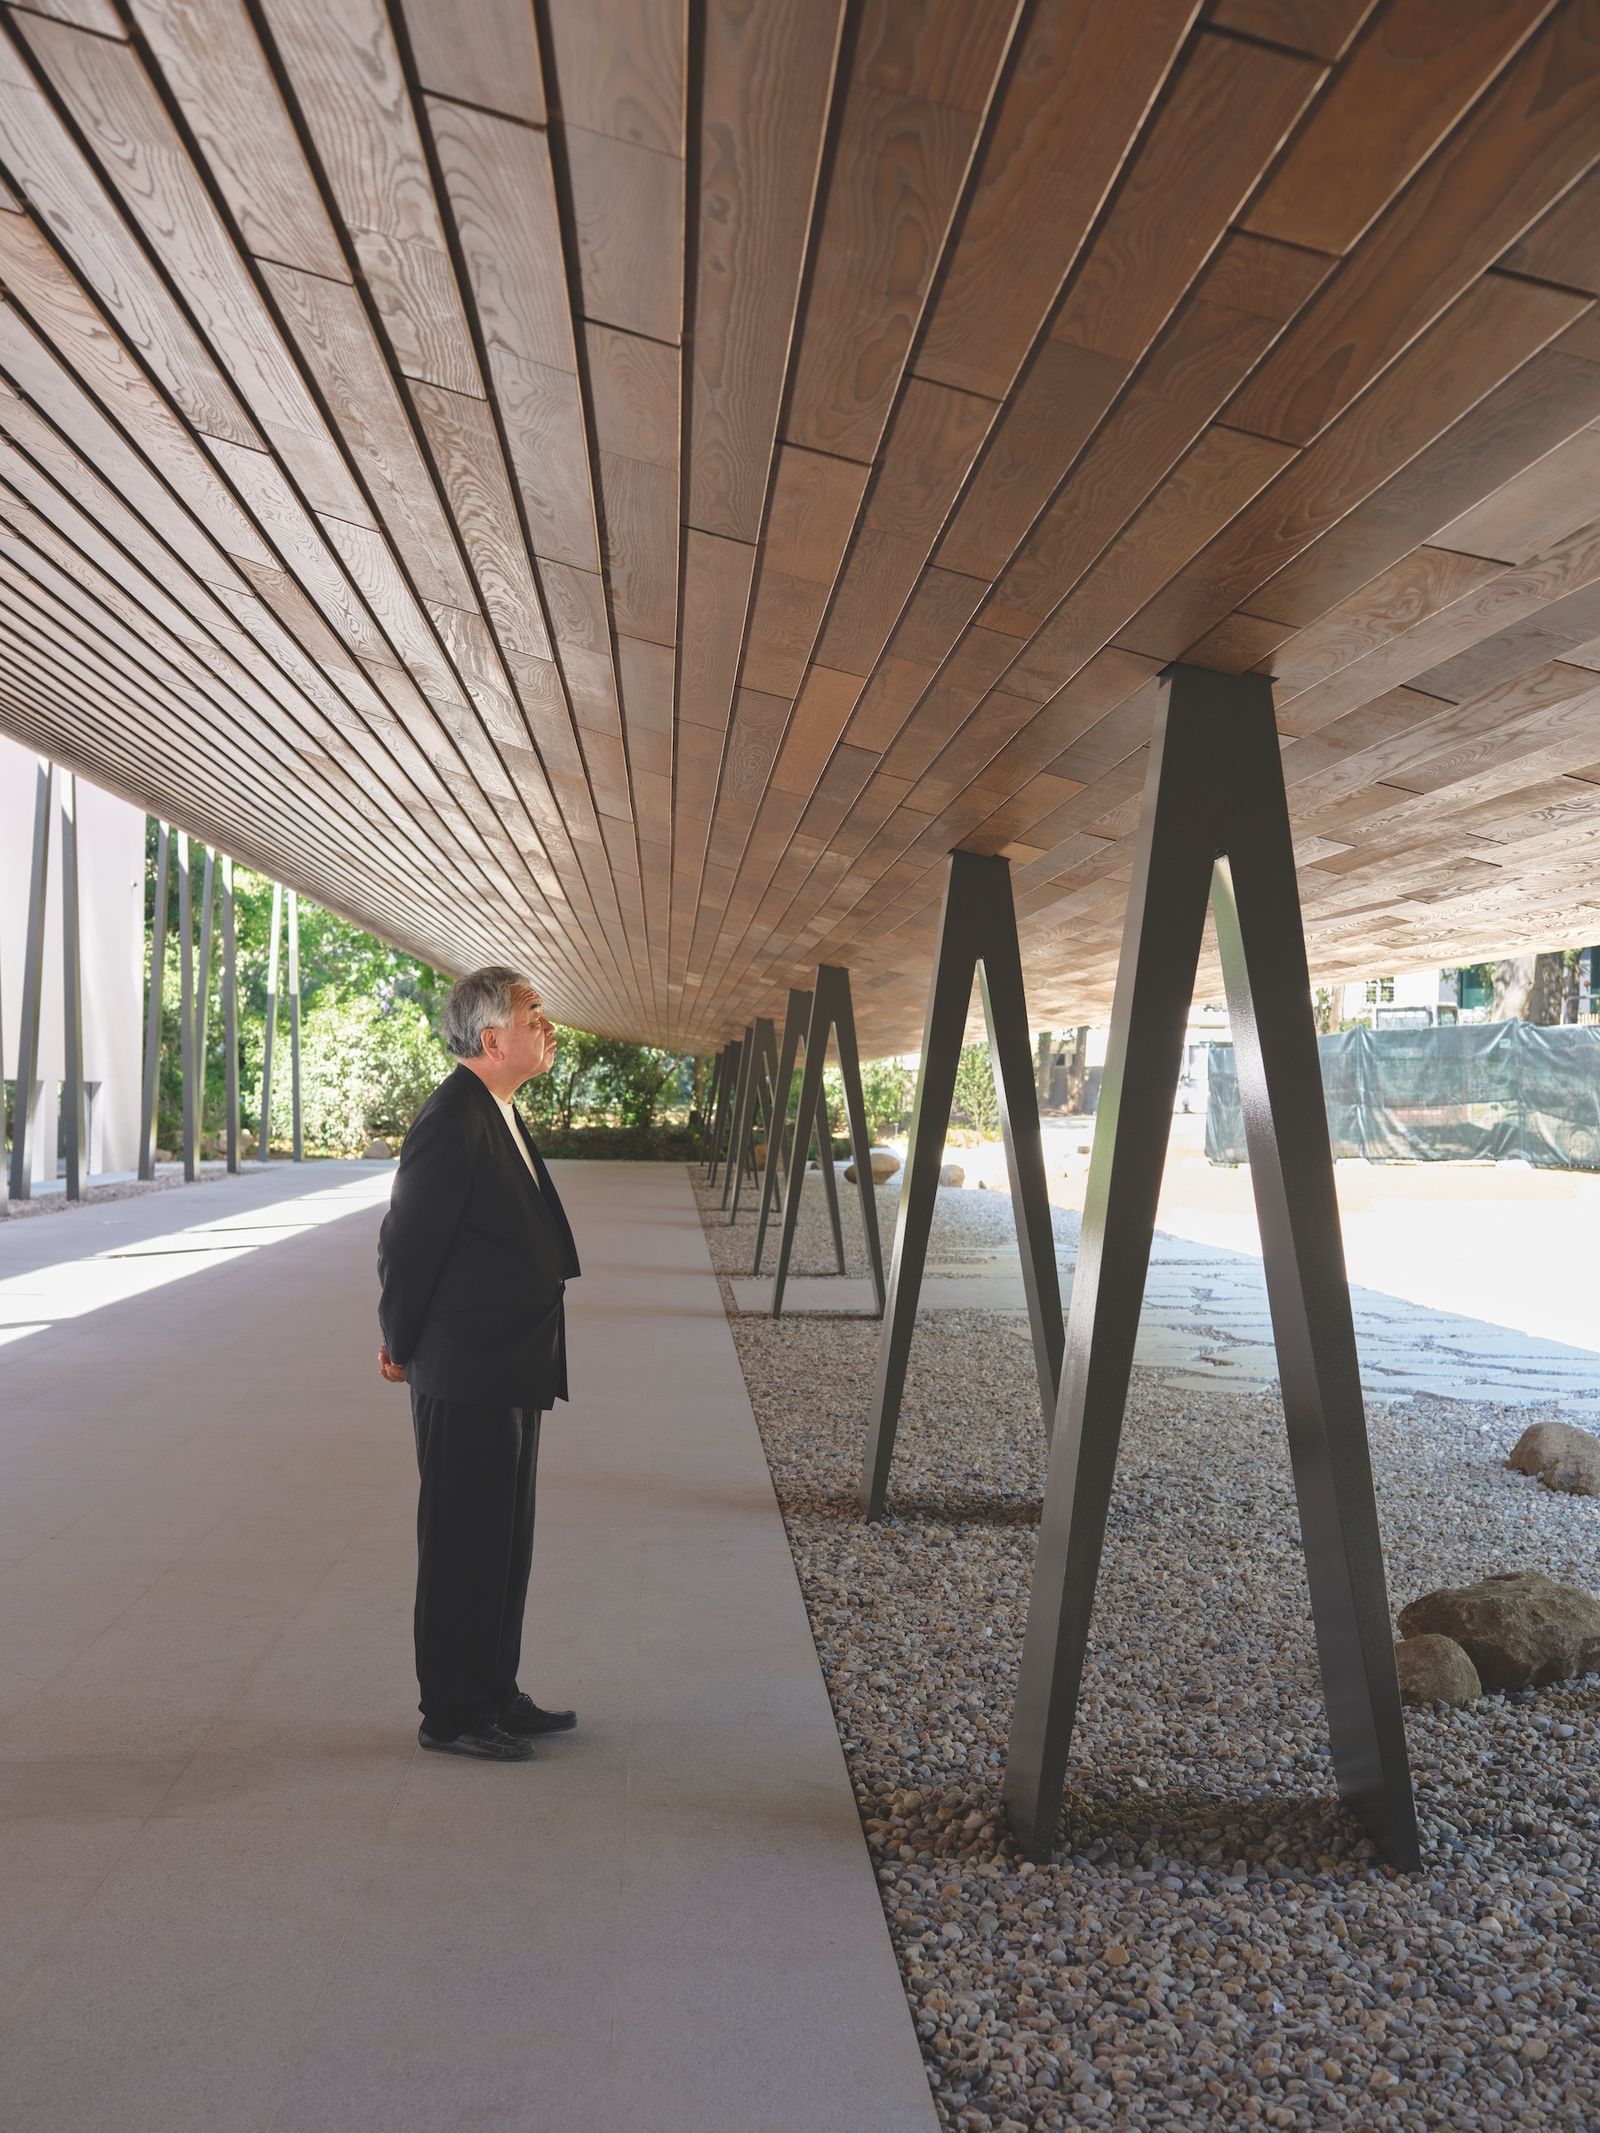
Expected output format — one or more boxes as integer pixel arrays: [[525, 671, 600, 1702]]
[[1393, 1634, 1481, 1707], [844, 1149, 900, 1184], [363, 1137, 394, 1160], [939, 1163, 965, 1187], [1397, 1571, 1600, 1692], [1509, 1421, 1600, 1496]]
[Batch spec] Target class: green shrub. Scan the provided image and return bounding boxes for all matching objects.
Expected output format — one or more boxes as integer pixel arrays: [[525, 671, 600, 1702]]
[[269, 996, 445, 1153], [952, 1041, 1001, 1138]]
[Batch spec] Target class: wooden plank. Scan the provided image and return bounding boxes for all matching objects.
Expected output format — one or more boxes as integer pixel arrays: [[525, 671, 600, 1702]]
[[1265, 544, 1505, 702], [914, 0, 1193, 398], [1242, 0, 1553, 257], [738, 444, 869, 696], [261, 0, 482, 394], [679, 527, 755, 727], [1156, 270, 1587, 633], [690, 0, 840, 541], [0, 32, 261, 446], [813, 377, 993, 675], [260, 261, 477, 608], [782, 0, 1014, 461], [1500, 167, 1600, 295], [409, 381, 554, 660], [398, 0, 545, 125], [1429, 421, 1600, 565], [1230, 8, 1600, 444], [562, 126, 682, 342], [1250, 340, 1600, 626], [543, 0, 682, 153], [130, 0, 349, 278], [1051, 33, 1324, 367], [1204, 0, 1378, 60]]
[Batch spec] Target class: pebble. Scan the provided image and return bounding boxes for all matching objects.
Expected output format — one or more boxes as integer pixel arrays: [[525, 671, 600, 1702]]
[[697, 1170, 1600, 2129]]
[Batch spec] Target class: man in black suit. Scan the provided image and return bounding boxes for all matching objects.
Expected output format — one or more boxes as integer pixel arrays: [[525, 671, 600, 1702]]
[[377, 966, 581, 1762]]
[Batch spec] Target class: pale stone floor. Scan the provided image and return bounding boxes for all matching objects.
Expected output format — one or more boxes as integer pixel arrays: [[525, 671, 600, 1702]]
[[0, 1159, 935, 2133]]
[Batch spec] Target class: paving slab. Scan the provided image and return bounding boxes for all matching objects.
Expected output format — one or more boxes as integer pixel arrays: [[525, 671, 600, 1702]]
[[0, 1160, 935, 2133]]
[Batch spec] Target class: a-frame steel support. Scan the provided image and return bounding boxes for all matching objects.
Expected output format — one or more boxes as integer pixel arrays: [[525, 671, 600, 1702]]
[[753, 986, 845, 1278], [707, 1036, 742, 1188], [771, 964, 884, 1320], [221, 856, 241, 1173], [727, 1014, 780, 1223], [702, 1045, 732, 1167], [1003, 664, 1419, 1871], [719, 1026, 756, 1207], [858, 854, 1063, 1516], [259, 880, 283, 1159]]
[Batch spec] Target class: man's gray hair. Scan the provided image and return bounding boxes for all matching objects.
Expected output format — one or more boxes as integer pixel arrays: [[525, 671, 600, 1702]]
[[443, 964, 538, 1059]]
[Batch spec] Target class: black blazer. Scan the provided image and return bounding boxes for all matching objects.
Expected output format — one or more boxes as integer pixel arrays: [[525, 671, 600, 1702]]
[[377, 1066, 580, 1408]]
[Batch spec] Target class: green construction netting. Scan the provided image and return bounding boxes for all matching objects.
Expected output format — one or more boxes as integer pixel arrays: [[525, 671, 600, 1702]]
[[1205, 1020, 1600, 1169]]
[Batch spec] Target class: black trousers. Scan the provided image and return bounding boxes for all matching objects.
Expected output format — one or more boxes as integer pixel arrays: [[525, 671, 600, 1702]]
[[411, 1390, 542, 1737]]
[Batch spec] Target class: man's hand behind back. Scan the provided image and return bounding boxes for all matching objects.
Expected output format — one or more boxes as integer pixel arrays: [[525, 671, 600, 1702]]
[[378, 1345, 407, 1384]]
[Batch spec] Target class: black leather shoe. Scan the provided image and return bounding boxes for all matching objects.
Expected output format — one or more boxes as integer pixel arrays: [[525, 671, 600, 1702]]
[[418, 1719, 535, 1761], [498, 1693, 577, 1736]]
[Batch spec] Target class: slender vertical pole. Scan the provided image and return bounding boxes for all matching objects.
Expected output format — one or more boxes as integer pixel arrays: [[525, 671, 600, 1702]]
[[825, 965, 887, 1311], [708, 1038, 741, 1187], [8, 756, 52, 1202], [259, 881, 282, 1158], [729, 1016, 778, 1223], [177, 832, 196, 1183], [755, 991, 809, 1273], [703, 1046, 730, 1167], [60, 771, 88, 1200], [721, 1026, 756, 1208], [222, 856, 240, 1173], [288, 890, 303, 1161], [194, 848, 215, 1153], [138, 823, 170, 1181]]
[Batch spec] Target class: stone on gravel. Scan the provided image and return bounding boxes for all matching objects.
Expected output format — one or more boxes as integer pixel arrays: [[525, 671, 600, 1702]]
[[845, 1149, 900, 1184], [1398, 1570, 1600, 1691], [1393, 1633, 1481, 1706], [363, 1137, 393, 1160], [1509, 1420, 1600, 1495], [939, 1163, 965, 1187]]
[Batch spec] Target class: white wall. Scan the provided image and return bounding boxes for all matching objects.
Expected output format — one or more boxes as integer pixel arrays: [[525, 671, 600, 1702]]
[[1, 736, 146, 1179]]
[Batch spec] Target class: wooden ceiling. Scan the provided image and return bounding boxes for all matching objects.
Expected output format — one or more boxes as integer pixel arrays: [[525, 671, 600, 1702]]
[[1, 0, 1599, 1051]]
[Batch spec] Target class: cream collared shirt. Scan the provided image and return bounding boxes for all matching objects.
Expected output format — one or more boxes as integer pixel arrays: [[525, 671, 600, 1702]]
[[492, 1093, 539, 1189]]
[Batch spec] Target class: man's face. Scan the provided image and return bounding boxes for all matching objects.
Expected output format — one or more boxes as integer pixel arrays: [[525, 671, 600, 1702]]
[[486, 986, 556, 1085]]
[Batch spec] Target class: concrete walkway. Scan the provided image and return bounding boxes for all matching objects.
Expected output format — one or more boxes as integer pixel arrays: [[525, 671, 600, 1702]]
[[0, 1161, 935, 2133]]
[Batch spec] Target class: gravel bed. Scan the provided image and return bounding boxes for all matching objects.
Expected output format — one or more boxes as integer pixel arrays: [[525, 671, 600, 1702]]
[[695, 1173, 1600, 2130]]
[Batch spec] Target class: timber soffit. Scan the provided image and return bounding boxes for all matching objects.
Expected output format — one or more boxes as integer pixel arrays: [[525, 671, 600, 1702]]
[[0, 0, 1594, 1048]]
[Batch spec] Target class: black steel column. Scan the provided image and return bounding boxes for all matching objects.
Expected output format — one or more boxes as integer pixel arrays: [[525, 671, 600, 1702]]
[[221, 856, 240, 1173], [60, 771, 87, 1200], [754, 989, 807, 1273], [194, 848, 215, 1154], [138, 821, 169, 1182], [1003, 663, 1419, 1871], [707, 1036, 742, 1188], [702, 1046, 731, 1167], [770, 964, 885, 1317], [858, 857, 1063, 1516], [720, 1024, 756, 1209], [177, 832, 196, 1183], [728, 1015, 779, 1224], [259, 881, 282, 1158], [288, 890, 303, 1162], [8, 756, 52, 1202]]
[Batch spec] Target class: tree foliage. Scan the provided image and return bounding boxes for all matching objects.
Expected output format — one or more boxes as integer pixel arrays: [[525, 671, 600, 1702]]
[[952, 1041, 1001, 1137]]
